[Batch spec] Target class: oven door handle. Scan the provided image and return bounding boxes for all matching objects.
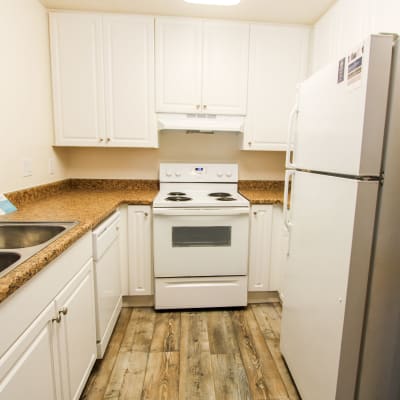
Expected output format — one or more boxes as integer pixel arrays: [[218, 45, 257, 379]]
[[152, 208, 250, 216]]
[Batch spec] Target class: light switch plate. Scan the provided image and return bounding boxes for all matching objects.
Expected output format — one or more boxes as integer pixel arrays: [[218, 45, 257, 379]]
[[22, 158, 32, 177], [48, 158, 55, 175]]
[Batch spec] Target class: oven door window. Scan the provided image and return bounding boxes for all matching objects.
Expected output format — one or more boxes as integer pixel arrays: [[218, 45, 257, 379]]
[[172, 226, 231, 247]]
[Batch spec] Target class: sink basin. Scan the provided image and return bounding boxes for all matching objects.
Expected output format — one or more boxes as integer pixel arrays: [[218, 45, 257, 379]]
[[0, 225, 66, 249], [0, 221, 77, 278], [0, 252, 21, 272]]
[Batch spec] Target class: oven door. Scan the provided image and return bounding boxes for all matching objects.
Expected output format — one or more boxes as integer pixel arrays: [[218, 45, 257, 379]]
[[153, 207, 249, 277]]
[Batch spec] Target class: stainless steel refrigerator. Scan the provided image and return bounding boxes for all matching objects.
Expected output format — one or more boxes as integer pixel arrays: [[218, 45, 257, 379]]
[[280, 34, 400, 400]]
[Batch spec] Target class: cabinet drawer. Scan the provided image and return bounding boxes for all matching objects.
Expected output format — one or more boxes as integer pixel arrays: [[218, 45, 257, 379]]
[[155, 276, 247, 309], [92, 211, 120, 261]]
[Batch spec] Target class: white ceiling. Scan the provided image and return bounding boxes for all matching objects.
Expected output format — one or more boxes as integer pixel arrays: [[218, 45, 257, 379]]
[[40, 0, 336, 25]]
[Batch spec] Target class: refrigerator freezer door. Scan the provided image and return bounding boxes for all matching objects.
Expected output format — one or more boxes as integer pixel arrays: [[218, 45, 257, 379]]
[[280, 171, 379, 400], [291, 35, 392, 176]]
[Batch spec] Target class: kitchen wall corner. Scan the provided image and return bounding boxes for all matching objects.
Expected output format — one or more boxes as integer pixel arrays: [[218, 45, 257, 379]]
[[0, 0, 68, 194]]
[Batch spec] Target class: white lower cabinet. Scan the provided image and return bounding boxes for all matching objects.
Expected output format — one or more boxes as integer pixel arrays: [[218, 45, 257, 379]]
[[0, 303, 60, 400], [248, 205, 285, 292], [0, 234, 96, 400], [54, 259, 97, 400], [128, 206, 153, 295]]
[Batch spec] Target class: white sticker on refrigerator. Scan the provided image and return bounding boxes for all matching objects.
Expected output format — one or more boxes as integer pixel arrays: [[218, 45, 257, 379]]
[[347, 45, 364, 87], [337, 58, 346, 84]]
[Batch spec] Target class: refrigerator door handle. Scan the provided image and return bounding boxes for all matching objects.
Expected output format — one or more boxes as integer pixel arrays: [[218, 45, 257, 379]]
[[283, 170, 295, 229], [286, 104, 299, 169], [283, 170, 295, 256]]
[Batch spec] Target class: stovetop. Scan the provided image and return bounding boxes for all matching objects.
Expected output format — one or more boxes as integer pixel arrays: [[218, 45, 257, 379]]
[[153, 189, 250, 208], [153, 163, 249, 208]]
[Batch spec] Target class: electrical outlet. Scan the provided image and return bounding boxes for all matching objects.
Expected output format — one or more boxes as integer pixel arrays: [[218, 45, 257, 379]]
[[22, 158, 32, 177], [48, 158, 55, 175]]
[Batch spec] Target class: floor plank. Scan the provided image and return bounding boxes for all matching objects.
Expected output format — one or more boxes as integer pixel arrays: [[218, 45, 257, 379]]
[[207, 310, 239, 354], [251, 305, 300, 400], [141, 352, 180, 400], [251, 304, 278, 341], [179, 311, 216, 400], [150, 312, 180, 352], [231, 308, 290, 400], [253, 304, 281, 339], [81, 308, 132, 400], [211, 353, 251, 400], [121, 308, 156, 353], [104, 351, 148, 399]]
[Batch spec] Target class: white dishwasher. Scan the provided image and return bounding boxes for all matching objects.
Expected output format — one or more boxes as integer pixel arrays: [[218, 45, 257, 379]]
[[92, 211, 122, 358]]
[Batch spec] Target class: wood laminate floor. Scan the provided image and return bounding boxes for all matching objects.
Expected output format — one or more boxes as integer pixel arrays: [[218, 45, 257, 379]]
[[81, 303, 299, 400]]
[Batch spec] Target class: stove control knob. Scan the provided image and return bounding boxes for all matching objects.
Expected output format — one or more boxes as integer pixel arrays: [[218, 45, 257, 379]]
[[166, 170, 172, 177], [175, 171, 181, 177], [217, 171, 223, 178], [225, 171, 233, 178]]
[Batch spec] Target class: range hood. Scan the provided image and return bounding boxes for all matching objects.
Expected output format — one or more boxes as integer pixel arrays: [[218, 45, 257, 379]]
[[157, 113, 245, 133]]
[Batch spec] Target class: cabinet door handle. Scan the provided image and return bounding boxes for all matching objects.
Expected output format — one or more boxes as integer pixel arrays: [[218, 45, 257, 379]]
[[52, 307, 68, 323], [253, 211, 257, 216], [248, 141, 252, 147], [59, 307, 68, 316], [144, 212, 149, 217], [106, 138, 111, 143], [99, 138, 104, 142], [203, 105, 207, 110], [196, 104, 200, 110]]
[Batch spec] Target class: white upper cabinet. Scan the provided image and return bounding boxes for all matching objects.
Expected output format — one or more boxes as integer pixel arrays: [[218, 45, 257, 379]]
[[155, 18, 203, 113], [103, 15, 157, 147], [50, 12, 157, 148], [155, 17, 250, 115], [50, 13, 105, 146], [202, 21, 250, 115], [243, 24, 310, 151]]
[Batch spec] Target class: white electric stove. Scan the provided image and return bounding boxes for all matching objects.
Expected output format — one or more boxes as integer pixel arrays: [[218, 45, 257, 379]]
[[153, 163, 250, 310]]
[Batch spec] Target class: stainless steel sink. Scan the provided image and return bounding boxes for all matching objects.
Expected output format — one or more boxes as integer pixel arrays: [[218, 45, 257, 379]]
[[0, 252, 21, 272], [0, 225, 66, 249], [0, 222, 77, 278]]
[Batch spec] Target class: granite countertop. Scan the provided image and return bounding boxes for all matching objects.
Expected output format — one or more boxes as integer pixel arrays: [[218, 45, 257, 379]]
[[0, 178, 284, 303], [0, 179, 158, 303], [239, 180, 284, 205]]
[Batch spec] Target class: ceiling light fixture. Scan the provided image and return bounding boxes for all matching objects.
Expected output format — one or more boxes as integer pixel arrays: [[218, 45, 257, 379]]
[[184, 0, 240, 6]]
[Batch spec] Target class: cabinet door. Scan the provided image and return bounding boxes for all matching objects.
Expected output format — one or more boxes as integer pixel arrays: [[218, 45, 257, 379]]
[[55, 259, 96, 400], [128, 206, 153, 295], [202, 21, 250, 115], [103, 15, 157, 147], [248, 205, 273, 291], [0, 303, 61, 400], [50, 12, 105, 146], [269, 206, 285, 292], [155, 17, 202, 113], [244, 25, 309, 151]]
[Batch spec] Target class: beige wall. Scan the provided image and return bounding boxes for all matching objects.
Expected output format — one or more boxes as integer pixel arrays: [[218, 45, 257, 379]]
[[63, 132, 286, 181], [0, 0, 67, 194]]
